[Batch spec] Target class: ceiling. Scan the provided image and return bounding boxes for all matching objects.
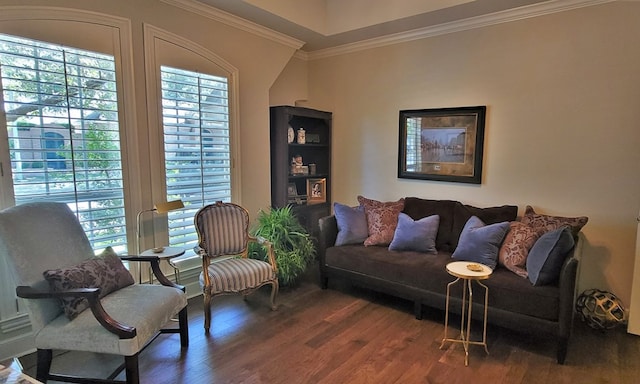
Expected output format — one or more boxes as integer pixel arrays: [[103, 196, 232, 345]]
[[190, 0, 608, 53]]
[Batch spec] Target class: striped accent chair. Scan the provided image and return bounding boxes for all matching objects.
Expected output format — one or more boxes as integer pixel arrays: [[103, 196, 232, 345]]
[[194, 202, 279, 332]]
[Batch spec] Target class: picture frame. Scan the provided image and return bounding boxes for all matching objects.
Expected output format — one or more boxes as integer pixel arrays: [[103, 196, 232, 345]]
[[398, 106, 486, 184], [287, 183, 298, 197], [306, 178, 326, 204]]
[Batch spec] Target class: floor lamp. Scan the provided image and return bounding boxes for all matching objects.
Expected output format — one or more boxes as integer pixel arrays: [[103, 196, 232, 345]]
[[135, 199, 184, 283]]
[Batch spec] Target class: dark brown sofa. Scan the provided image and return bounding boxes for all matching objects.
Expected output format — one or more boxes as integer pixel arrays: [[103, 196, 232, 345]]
[[318, 197, 582, 364]]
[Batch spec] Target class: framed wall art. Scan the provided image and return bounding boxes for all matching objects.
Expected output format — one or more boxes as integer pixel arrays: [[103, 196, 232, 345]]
[[398, 106, 486, 184]]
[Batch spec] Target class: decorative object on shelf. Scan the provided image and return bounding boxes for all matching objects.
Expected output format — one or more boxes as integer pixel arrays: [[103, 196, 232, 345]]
[[287, 126, 295, 143], [249, 205, 316, 286], [291, 154, 304, 175], [307, 178, 326, 204], [297, 127, 306, 144], [309, 163, 317, 175], [398, 106, 486, 184], [287, 183, 298, 197], [576, 288, 628, 330], [306, 133, 321, 143], [136, 199, 184, 283]]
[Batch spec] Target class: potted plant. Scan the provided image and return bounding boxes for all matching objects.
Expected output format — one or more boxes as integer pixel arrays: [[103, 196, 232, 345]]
[[249, 205, 316, 286]]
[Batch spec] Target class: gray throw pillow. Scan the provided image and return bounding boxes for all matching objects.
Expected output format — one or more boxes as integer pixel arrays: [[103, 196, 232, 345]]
[[451, 216, 510, 270], [527, 226, 575, 286], [334, 202, 368, 246], [388, 213, 439, 253]]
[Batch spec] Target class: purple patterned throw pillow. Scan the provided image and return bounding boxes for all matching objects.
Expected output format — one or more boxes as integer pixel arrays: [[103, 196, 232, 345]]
[[498, 221, 540, 278], [357, 195, 405, 246], [520, 206, 588, 237], [43, 247, 134, 319]]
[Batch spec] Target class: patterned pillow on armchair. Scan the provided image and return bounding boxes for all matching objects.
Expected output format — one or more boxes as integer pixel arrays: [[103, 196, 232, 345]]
[[43, 246, 134, 319]]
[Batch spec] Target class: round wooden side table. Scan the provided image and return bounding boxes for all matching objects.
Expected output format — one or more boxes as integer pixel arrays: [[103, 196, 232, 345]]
[[439, 261, 492, 366]]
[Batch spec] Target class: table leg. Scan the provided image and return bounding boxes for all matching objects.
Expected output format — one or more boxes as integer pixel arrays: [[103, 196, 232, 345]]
[[478, 279, 490, 354], [440, 277, 460, 349], [463, 278, 473, 366], [440, 277, 490, 366]]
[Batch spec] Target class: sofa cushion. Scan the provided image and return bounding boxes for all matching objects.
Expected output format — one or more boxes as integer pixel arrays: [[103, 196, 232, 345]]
[[43, 247, 135, 319], [402, 198, 458, 252], [333, 202, 368, 246], [325, 245, 450, 295], [451, 216, 510, 270], [389, 213, 439, 253], [521, 205, 588, 236], [357, 195, 405, 246], [527, 226, 575, 286], [324, 245, 562, 321], [498, 221, 540, 278], [452, 203, 518, 249]]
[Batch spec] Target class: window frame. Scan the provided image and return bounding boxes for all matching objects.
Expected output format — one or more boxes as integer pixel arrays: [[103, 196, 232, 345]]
[[142, 24, 241, 257]]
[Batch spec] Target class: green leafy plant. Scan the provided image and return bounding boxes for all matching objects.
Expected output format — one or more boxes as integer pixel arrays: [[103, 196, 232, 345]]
[[249, 205, 316, 286]]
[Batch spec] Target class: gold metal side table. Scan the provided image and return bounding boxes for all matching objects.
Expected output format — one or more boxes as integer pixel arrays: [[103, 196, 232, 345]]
[[440, 261, 492, 366]]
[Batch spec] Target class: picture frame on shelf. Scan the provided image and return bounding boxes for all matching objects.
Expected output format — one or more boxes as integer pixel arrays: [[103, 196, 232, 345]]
[[398, 106, 486, 184], [306, 178, 326, 204], [306, 133, 321, 143], [287, 183, 298, 197]]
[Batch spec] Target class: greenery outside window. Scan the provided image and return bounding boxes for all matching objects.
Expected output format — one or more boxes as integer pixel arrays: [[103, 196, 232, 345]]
[[0, 33, 126, 252]]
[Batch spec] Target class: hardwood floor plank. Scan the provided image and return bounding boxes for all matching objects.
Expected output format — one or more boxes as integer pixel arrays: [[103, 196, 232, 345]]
[[17, 268, 640, 384]]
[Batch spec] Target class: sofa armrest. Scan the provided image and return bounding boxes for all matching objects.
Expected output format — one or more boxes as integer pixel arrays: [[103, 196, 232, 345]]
[[556, 233, 583, 348], [554, 233, 584, 364], [318, 215, 338, 265]]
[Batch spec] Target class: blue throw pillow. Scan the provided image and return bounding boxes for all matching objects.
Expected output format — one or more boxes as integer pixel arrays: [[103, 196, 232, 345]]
[[527, 226, 575, 286], [388, 213, 439, 253], [451, 216, 510, 270], [334, 202, 368, 246]]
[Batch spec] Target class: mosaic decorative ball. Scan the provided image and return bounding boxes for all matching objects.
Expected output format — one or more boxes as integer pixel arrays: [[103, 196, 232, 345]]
[[576, 289, 627, 330]]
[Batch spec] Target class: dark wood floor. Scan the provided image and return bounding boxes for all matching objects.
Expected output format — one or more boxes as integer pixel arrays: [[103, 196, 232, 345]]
[[18, 268, 640, 384]]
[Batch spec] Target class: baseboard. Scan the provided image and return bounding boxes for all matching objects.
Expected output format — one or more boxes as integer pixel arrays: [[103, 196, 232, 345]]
[[0, 332, 35, 362]]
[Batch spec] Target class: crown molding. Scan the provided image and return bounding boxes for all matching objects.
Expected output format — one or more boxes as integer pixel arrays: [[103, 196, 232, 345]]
[[306, 0, 614, 60], [160, 0, 305, 50]]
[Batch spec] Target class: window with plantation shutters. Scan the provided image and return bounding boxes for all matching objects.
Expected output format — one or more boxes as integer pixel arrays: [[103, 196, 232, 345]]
[[0, 33, 127, 252], [160, 66, 231, 249]]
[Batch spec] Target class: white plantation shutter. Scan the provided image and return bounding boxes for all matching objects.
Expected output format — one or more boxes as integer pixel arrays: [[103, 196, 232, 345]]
[[0, 33, 126, 251], [161, 66, 231, 249]]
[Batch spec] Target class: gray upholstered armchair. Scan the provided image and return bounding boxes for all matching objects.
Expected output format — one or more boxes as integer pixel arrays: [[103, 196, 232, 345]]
[[0, 202, 189, 384], [194, 202, 278, 333]]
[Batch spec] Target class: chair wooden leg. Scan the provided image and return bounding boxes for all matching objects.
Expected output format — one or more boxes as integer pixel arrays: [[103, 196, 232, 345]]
[[270, 280, 279, 311], [178, 306, 189, 347], [125, 353, 139, 384], [35, 349, 52, 382], [203, 292, 212, 333]]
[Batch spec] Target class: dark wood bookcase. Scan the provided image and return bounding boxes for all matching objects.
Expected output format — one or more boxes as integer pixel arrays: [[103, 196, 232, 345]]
[[270, 106, 332, 239]]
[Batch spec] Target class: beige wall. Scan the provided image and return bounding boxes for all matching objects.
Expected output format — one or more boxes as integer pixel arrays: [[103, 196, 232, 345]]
[[2, 0, 639, 309], [0, 0, 298, 220], [269, 55, 309, 107], [297, 2, 640, 306]]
